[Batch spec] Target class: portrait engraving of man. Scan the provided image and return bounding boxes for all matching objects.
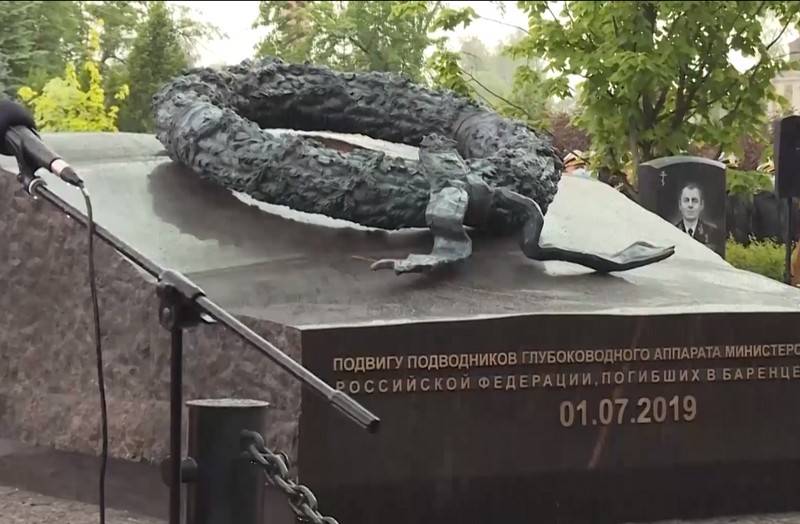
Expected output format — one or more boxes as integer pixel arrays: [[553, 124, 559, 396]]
[[674, 182, 716, 246]]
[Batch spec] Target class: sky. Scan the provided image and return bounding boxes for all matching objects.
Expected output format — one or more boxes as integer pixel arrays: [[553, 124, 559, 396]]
[[174, 1, 526, 67]]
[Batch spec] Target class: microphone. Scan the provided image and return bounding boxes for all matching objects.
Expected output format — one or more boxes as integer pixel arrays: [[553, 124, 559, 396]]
[[0, 99, 84, 188]]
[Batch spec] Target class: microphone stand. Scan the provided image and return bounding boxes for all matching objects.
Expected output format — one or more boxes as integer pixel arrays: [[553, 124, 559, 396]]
[[7, 161, 380, 524]]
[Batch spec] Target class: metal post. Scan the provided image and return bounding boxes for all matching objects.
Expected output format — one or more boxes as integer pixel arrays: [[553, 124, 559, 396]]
[[170, 328, 184, 524], [186, 399, 270, 524], [785, 197, 794, 285]]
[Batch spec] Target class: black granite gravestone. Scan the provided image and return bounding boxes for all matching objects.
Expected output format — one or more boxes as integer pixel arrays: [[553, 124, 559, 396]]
[[639, 156, 726, 257], [4, 134, 800, 524]]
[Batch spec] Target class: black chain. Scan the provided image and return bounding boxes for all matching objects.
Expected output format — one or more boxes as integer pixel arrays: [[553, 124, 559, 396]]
[[242, 430, 339, 524]]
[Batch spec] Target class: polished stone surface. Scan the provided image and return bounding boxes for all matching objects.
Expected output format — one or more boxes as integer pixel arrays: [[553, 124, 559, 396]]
[[3, 132, 798, 331]]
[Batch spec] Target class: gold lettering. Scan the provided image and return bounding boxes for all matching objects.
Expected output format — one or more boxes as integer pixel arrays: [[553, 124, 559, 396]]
[[663, 370, 676, 383], [392, 379, 403, 393], [769, 367, 779, 379], [446, 377, 458, 391], [569, 374, 580, 387], [478, 377, 490, 389], [519, 374, 530, 389], [348, 380, 361, 394], [378, 379, 389, 393], [582, 373, 592, 386], [690, 369, 701, 382], [333, 358, 344, 371], [460, 375, 471, 389], [707, 369, 716, 381], [364, 380, 375, 393], [543, 374, 553, 387], [420, 378, 431, 392], [654, 348, 664, 360], [434, 378, 444, 391], [758, 367, 767, 380], [497, 353, 508, 366], [725, 346, 736, 358], [406, 377, 417, 392]]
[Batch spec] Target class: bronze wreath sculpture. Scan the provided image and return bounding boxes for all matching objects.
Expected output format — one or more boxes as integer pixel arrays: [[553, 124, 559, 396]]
[[152, 58, 674, 274]]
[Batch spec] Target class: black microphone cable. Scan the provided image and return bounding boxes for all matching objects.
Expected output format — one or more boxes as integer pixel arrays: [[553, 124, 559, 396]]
[[79, 183, 108, 524]]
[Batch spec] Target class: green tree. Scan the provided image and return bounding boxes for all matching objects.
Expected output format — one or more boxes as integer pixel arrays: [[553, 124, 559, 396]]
[[253, 1, 444, 81], [507, 1, 800, 174], [121, 1, 189, 132], [0, 1, 41, 96], [0, 53, 12, 97], [427, 8, 558, 126], [17, 28, 128, 132]]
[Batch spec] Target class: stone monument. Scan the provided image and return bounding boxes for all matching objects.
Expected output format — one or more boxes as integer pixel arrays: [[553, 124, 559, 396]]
[[639, 156, 727, 257], [2, 61, 800, 524]]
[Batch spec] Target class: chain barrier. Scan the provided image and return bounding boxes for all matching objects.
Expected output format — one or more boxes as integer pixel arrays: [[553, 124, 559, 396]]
[[241, 430, 339, 524]]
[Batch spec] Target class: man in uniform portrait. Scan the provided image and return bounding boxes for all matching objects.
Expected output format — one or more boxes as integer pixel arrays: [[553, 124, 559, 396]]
[[674, 182, 716, 246]]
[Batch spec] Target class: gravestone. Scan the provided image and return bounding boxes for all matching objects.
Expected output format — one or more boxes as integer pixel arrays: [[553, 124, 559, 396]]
[[3, 134, 800, 524], [639, 156, 727, 257]]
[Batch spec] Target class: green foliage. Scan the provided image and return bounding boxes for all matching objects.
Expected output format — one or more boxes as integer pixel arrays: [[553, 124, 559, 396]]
[[427, 6, 562, 127], [17, 28, 128, 132], [725, 238, 785, 281], [0, 0, 211, 132], [726, 168, 774, 198], [0, 53, 12, 97], [0, 1, 41, 95], [254, 1, 443, 81], [121, 1, 189, 132], [508, 1, 800, 172]]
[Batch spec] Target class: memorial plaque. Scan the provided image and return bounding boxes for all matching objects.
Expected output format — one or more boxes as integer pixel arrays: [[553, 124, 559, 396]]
[[639, 156, 727, 257], [298, 313, 800, 523]]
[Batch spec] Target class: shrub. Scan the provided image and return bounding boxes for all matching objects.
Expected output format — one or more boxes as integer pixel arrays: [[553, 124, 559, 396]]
[[725, 238, 785, 281]]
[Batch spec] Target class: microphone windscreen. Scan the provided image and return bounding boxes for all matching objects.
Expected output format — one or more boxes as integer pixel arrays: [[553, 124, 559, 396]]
[[0, 99, 37, 156]]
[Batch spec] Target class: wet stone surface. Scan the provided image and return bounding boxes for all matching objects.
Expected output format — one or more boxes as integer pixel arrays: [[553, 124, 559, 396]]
[[0, 484, 798, 524], [0, 485, 163, 524]]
